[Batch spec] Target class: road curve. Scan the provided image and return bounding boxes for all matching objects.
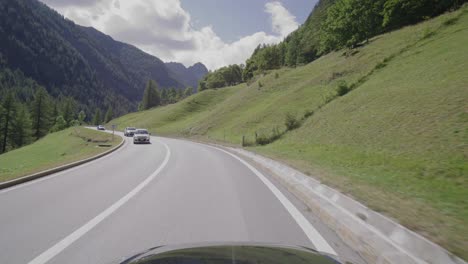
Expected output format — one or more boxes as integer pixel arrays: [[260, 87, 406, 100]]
[[0, 132, 365, 264]]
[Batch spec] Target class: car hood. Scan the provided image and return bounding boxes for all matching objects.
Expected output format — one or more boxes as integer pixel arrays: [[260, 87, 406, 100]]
[[112, 242, 344, 264], [133, 134, 149, 137]]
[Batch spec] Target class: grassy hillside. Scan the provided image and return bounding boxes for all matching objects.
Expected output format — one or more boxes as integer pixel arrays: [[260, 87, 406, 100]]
[[110, 7, 468, 259], [0, 127, 122, 182]]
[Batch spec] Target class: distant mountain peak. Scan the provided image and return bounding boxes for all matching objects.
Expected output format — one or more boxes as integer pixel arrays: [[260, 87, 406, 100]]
[[165, 62, 208, 88]]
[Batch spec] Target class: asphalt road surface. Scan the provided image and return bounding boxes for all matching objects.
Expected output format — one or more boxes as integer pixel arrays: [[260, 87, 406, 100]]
[[0, 131, 366, 264]]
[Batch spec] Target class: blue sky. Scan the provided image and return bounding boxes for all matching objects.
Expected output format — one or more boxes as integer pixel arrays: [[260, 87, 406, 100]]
[[40, 0, 318, 69], [180, 0, 315, 42]]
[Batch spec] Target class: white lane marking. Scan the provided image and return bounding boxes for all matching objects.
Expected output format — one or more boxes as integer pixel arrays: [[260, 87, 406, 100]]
[[207, 145, 337, 256], [0, 137, 128, 195], [27, 141, 171, 264]]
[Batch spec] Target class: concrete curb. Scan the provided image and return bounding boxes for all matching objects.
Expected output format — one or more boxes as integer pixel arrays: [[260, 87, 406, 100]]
[[0, 135, 125, 190], [222, 147, 465, 264]]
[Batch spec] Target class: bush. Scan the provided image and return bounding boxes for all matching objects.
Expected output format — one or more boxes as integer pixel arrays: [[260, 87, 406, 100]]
[[255, 133, 271, 145], [442, 16, 459, 26], [285, 113, 301, 131], [270, 127, 282, 141], [274, 72, 279, 79], [258, 81, 263, 88], [70, 120, 80, 126], [50, 116, 67, 132], [336, 80, 350, 96], [303, 110, 314, 119], [322, 92, 336, 104], [375, 61, 387, 70], [255, 127, 283, 145]]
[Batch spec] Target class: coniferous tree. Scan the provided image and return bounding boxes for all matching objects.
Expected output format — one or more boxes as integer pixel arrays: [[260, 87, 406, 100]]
[[160, 89, 168, 105], [1, 92, 17, 153], [92, 109, 102, 125], [77, 110, 86, 125], [141, 80, 160, 110], [168, 87, 177, 104], [11, 105, 32, 148], [51, 102, 59, 127], [0, 105, 4, 151], [184, 87, 193, 98], [62, 97, 77, 126], [176, 89, 183, 101], [31, 87, 51, 140], [104, 106, 113, 123]]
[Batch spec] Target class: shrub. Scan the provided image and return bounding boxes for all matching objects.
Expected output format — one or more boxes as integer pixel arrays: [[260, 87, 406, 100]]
[[270, 127, 282, 141], [336, 80, 350, 96], [50, 116, 67, 132], [285, 113, 301, 131], [375, 61, 387, 70], [255, 127, 283, 145], [303, 110, 314, 119], [442, 16, 459, 26], [255, 133, 271, 145], [274, 72, 279, 79], [70, 120, 80, 126], [322, 93, 336, 104], [258, 81, 263, 88]]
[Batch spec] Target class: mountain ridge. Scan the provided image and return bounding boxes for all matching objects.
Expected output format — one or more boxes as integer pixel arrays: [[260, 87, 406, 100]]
[[165, 62, 208, 89], [0, 0, 207, 114]]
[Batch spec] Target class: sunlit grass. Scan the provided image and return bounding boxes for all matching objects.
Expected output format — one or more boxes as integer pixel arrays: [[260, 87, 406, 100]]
[[109, 7, 468, 259], [0, 127, 122, 182]]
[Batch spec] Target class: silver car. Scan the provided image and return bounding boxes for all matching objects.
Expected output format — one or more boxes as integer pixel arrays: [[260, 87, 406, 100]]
[[124, 127, 136, 137], [133, 129, 151, 144]]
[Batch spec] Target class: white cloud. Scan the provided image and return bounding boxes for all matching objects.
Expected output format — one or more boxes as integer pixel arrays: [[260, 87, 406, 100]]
[[41, 0, 299, 70], [265, 1, 299, 36]]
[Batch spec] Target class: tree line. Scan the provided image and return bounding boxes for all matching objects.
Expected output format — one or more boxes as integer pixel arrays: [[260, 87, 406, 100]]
[[0, 65, 120, 154], [138, 80, 194, 111], [0, 69, 196, 154], [198, 65, 243, 91], [0, 87, 88, 153], [199, 0, 466, 90]]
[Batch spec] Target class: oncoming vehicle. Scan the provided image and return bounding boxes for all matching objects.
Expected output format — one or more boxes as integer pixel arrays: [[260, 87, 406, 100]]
[[133, 129, 151, 144], [124, 127, 137, 137], [97, 125, 105, 130]]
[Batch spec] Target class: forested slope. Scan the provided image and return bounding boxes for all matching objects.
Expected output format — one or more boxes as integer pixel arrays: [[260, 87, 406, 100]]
[[0, 0, 208, 115]]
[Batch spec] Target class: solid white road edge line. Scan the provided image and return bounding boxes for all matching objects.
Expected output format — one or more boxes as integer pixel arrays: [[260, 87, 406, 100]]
[[207, 145, 337, 256], [27, 140, 171, 264], [0, 137, 128, 195]]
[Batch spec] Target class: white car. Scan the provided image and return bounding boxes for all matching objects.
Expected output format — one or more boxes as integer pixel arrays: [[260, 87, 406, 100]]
[[124, 127, 136, 137], [133, 129, 151, 144]]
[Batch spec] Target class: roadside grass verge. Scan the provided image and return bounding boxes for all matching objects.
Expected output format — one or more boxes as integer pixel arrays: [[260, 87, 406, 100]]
[[254, 10, 468, 258], [0, 127, 122, 183]]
